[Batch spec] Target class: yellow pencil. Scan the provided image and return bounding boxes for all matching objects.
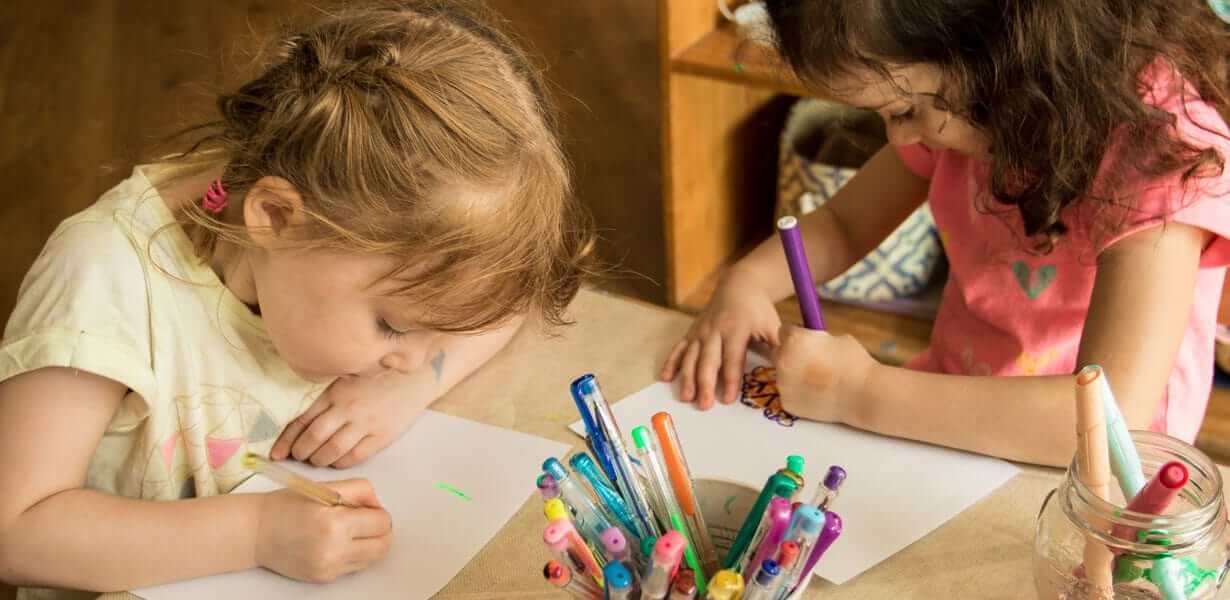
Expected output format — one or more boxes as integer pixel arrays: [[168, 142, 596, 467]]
[[241, 452, 356, 508]]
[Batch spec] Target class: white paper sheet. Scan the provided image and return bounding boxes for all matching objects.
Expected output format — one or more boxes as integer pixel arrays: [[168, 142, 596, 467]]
[[137, 411, 567, 600], [569, 355, 1020, 585]]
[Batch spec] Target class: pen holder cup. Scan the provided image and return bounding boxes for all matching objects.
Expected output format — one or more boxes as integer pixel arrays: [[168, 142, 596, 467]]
[[695, 479, 814, 599], [1033, 431, 1230, 600]]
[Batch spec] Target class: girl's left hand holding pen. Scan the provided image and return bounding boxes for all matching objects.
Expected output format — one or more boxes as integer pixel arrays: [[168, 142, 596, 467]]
[[772, 325, 875, 425]]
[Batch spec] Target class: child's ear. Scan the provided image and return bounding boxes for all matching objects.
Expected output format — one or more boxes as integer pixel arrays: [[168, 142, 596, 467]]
[[244, 176, 306, 247]]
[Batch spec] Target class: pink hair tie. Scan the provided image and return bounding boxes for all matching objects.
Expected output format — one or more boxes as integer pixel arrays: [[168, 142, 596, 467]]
[[202, 178, 229, 214]]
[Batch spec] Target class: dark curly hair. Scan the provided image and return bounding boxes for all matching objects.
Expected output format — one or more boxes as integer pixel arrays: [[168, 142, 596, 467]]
[[765, 0, 1230, 248]]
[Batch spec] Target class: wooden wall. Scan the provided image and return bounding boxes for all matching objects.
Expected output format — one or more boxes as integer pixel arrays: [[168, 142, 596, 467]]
[[487, 1, 665, 303], [0, 0, 665, 327]]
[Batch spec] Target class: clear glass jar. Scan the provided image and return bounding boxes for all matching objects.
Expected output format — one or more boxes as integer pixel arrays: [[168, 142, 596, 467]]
[[1035, 431, 1230, 599]]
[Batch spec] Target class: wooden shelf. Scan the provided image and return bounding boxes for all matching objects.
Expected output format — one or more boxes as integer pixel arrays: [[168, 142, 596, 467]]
[[670, 22, 811, 97], [661, 13, 816, 305], [680, 267, 934, 367]]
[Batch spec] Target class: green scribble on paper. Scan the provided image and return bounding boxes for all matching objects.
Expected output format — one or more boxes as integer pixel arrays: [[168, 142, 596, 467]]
[[724, 495, 736, 515], [436, 481, 473, 501]]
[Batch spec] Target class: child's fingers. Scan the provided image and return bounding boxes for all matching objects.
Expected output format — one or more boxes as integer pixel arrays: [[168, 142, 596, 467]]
[[773, 325, 795, 364], [766, 322, 784, 347], [291, 408, 346, 462], [333, 435, 381, 469], [308, 423, 364, 467], [272, 397, 330, 460], [720, 337, 748, 405], [695, 335, 723, 410], [343, 535, 394, 573], [678, 340, 701, 403], [344, 506, 393, 539], [777, 323, 799, 347], [660, 339, 689, 381], [322, 478, 383, 508]]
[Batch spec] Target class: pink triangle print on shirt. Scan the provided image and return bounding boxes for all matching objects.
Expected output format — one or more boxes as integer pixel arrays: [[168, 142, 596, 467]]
[[205, 436, 244, 469]]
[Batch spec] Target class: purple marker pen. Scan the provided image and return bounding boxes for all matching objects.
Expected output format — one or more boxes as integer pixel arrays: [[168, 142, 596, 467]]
[[777, 215, 826, 330]]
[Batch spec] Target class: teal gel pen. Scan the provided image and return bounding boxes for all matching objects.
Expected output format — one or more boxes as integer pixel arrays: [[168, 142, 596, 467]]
[[571, 452, 641, 538], [543, 457, 615, 544]]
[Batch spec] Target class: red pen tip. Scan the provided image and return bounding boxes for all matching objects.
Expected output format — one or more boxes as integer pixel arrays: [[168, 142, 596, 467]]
[[1159, 461, 1189, 489], [778, 540, 801, 568]]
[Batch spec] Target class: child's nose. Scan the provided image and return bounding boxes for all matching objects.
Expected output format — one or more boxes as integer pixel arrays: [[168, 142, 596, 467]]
[[379, 351, 417, 376]]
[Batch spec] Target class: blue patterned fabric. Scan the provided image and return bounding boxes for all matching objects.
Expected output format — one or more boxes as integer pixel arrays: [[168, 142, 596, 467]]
[[790, 168, 942, 301], [779, 99, 944, 303], [821, 207, 942, 301]]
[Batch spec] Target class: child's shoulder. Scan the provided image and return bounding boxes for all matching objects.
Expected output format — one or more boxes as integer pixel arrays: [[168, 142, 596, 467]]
[[1, 168, 170, 408], [1082, 60, 1230, 259], [45, 164, 188, 273], [4, 164, 198, 345], [1137, 59, 1230, 158]]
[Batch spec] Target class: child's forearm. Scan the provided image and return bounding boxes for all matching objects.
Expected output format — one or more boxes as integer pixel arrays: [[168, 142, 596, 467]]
[[853, 364, 1077, 466], [427, 316, 524, 398], [0, 488, 261, 591]]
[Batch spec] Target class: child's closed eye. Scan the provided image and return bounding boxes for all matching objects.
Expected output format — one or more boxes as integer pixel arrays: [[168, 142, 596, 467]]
[[377, 318, 409, 340], [889, 107, 916, 123]]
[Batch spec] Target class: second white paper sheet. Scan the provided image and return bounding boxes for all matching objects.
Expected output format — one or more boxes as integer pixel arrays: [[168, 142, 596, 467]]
[[569, 355, 1020, 584]]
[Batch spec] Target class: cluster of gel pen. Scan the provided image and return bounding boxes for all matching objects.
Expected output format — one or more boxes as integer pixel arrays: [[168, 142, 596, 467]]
[[538, 374, 846, 599]]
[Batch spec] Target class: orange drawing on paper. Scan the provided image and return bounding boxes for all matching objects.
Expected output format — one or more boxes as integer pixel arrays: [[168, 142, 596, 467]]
[[740, 366, 797, 427]]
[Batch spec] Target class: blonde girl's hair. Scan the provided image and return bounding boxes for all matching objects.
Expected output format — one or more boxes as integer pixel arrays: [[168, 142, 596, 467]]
[[164, 0, 594, 332]]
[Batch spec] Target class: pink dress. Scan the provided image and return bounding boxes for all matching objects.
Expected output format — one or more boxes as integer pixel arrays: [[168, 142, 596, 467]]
[[897, 62, 1230, 442]]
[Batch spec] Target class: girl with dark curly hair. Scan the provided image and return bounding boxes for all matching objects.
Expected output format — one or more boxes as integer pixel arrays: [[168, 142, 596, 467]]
[[663, 1, 1230, 466]]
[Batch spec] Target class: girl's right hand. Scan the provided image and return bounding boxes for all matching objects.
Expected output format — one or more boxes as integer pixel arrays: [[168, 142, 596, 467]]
[[255, 478, 393, 583], [660, 268, 782, 410]]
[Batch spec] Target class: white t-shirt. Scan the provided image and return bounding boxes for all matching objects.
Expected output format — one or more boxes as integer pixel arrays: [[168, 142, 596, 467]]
[[1, 165, 323, 598]]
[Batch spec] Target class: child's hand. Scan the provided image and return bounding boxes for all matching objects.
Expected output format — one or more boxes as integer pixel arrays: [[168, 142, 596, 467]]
[[255, 478, 393, 583], [661, 269, 782, 409], [772, 325, 874, 423], [271, 373, 421, 468]]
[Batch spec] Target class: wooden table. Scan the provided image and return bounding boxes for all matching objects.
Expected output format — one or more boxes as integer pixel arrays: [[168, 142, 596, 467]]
[[78, 288, 1230, 598]]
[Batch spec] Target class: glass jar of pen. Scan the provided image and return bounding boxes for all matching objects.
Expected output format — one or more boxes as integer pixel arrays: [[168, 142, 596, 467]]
[[1034, 367, 1230, 600], [538, 374, 846, 599]]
